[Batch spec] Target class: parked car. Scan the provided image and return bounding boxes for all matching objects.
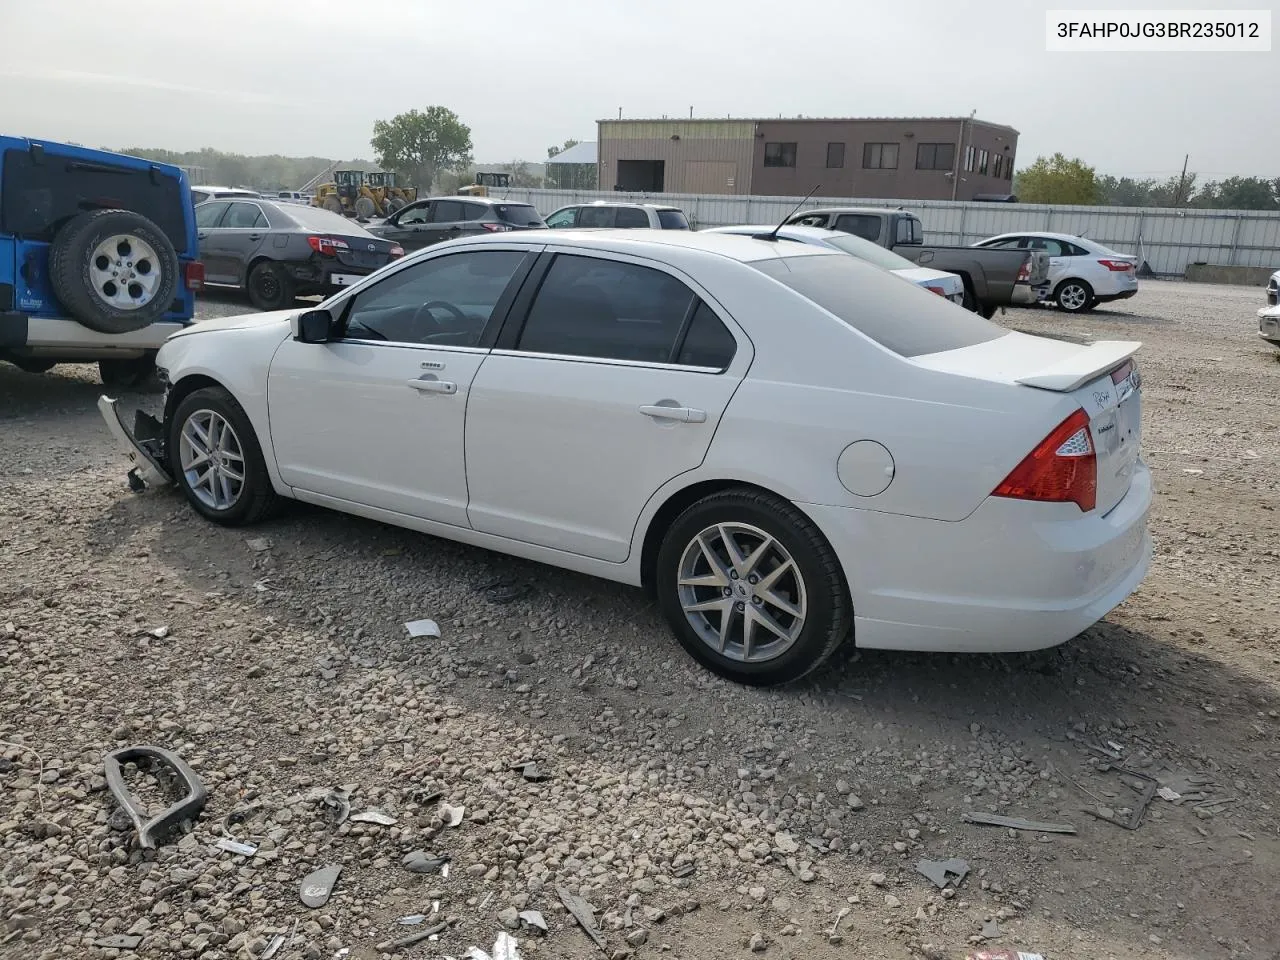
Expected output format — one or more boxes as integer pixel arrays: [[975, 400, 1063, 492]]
[[100, 230, 1151, 687], [702, 224, 964, 304], [272, 191, 311, 205], [196, 198, 403, 310], [1259, 304, 1280, 349], [1, 136, 204, 387], [784, 206, 1048, 318], [190, 186, 261, 205], [973, 232, 1138, 313], [365, 196, 546, 252], [1266, 269, 1278, 306], [545, 202, 690, 230]]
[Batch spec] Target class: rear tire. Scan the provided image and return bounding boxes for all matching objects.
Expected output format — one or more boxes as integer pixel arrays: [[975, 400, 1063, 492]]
[[99, 355, 157, 389], [961, 285, 980, 314], [1055, 279, 1094, 313], [354, 197, 377, 219], [246, 262, 294, 311], [655, 489, 852, 686], [169, 386, 281, 526], [322, 197, 343, 214]]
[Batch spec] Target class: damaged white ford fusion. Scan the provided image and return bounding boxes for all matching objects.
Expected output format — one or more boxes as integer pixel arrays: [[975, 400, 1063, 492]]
[[101, 230, 1152, 686]]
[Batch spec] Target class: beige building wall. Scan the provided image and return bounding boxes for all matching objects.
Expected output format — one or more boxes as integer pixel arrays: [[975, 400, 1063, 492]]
[[597, 120, 756, 194]]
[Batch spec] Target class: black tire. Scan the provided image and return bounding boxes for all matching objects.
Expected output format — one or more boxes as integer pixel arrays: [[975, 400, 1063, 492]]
[[1054, 279, 1094, 313], [49, 209, 179, 334], [11, 358, 57, 374], [99, 354, 157, 389], [655, 489, 852, 686], [169, 386, 281, 526], [980, 303, 999, 319], [960, 285, 980, 313], [322, 197, 343, 214], [246, 262, 295, 312], [354, 196, 377, 219]]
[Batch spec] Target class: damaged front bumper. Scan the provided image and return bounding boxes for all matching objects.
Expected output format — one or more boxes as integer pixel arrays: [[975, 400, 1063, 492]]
[[98, 395, 174, 489]]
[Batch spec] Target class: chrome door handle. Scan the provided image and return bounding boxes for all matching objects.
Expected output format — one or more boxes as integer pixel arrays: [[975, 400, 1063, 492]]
[[406, 377, 457, 395], [639, 404, 706, 423]]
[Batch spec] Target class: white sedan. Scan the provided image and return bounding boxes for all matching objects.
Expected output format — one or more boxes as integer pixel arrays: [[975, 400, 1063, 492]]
[[973, 232, 1139, 313], [703, 224, 965, 305], [99, 230, 1152, 686]]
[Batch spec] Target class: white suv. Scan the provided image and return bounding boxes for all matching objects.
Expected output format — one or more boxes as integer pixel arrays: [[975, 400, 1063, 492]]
[[545, 201, 690, 230]]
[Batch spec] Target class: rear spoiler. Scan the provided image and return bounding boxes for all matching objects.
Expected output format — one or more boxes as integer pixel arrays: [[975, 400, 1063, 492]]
[[1015, 340, 1142, 392]]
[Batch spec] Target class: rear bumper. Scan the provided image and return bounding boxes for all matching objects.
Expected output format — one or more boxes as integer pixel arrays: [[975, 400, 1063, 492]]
[[1010, 283, 1039, 306], [2, 314, 184, 358], [803, 461, 1153, 653], [1096, 288, 1138, 303], [281, 257, 385, 293]]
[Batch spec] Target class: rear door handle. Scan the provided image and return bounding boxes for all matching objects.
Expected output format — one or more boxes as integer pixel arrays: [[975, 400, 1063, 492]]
[[248, 233, 262, 241], [639, 404, 706, 423], [197, 232, 207, 240], [406, 377, 457, 395]]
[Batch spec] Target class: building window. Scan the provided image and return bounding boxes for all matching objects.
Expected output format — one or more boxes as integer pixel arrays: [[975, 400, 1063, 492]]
[[977, 149, 989, 176], [963, 145, 975, 172], [861, 143, 898, 170], [764, 142, 797, 168], [915, 142, 955, 171], [826, 142, 845, 168], [1002, 155, 1014, 180]]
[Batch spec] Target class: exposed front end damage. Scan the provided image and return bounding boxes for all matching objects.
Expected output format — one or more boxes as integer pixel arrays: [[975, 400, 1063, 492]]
[[98, 395, 173, 490]]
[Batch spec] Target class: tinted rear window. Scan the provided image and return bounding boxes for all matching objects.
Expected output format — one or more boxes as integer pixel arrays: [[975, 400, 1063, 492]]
[[284, 203, 372, 236], [1, 148, 189, 254], [657, 209, 690, 230], [751, 254, 1005, 358], [496, 204, 544, 226], [833, 214, 882, 242]]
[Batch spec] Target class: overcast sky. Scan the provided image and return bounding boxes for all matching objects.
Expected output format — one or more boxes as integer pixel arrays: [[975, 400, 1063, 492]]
[[1, 0, 1274, 179]]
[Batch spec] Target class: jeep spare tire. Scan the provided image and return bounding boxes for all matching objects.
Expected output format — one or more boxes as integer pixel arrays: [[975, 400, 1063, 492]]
[[49, 209, 180, 334]]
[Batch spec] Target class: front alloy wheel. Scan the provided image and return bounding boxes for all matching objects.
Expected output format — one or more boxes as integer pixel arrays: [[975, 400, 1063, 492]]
[[178, 408, 246, 512]]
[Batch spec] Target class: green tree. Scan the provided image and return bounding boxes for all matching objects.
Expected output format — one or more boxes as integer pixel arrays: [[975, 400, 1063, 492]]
[[1014, 153, 1102, 205], [546, 138, 580, 160], [371, 107, 473, 192], [1200, 176, 1278, 210], [500, 160, 544, 188]]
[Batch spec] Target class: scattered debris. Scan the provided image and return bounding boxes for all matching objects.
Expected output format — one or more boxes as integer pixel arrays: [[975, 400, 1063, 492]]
[[405, 618, 441, 639], [981, 918, 1002, 939], [441, 802, 466, 827], [261, 933, 287, 959], [672, 862, 696, 878], [965, 951, 1045, 960], [95, 935, 143, 950], [350, 808, 398, 826], [1082, 763, 1158, 830], [557, 883, 608, 953], [103, 744, 208, 849], [375, 922, 448, 953], [403, 851, 450, 874], [214, 837, 258, 857], [142, 625, 170, 639], [475, 578, 532, 604], [246, 537, 271, 552], [518, 910, 548, 934], [510, 759, 551, 782], [1157, 786, 1182, 802], [916, 857, 970, 889], [463, 931, 522, 960], [962, 812, 1077, 834], [320, 788, 351, 826], [397, 915, 428, 926], [828, 906, 850, 938], [300, 864, 343, 908]]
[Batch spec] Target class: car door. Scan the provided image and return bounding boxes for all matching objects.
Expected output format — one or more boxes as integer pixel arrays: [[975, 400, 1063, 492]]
[[421, 199, 468, 246], [213, 201, 271, 286], [1023, 236, 1070, 286], [380, 200, 434, 250], [267, 247, 536, 527], [194, 201, 233, 283], [463, 250, 748, 562]]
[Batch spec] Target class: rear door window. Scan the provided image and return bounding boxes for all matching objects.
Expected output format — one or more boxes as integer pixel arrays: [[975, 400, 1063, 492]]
[[0, 147, 189, 253], [614, 207, 650, 228], [195, 201, 231, 228], [577, 206, 616, 228], [495, 204, 545, 227], [833, 214, 883, 243], [460, 202, 488, 221], [657, 209, 690, 230], [752, 253, 1005, 358], [224, 202, 267, 229], [675, 301, 737, 369], [431, 200, 465, 223]]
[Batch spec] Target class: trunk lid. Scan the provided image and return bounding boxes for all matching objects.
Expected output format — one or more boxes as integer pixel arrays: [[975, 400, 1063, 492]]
[[913, 331, 1143, 515], [335, 236, 398, 270]]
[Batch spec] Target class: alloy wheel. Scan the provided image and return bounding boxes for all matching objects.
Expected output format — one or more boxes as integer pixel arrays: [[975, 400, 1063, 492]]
[[178, 409, 246, 511]]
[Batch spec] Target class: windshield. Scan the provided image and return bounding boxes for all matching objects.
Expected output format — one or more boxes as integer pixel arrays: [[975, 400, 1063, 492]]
[[751, 253, 1005, 358], [818, 232, 920, 271]]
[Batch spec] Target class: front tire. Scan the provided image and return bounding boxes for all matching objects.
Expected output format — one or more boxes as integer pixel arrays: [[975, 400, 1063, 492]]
[[247, 262, 294, 311], [169, 387, 281, 526], [99, 354, 157, 389], [1055, 279, 1094, 313], [655, 489, 852, 686]]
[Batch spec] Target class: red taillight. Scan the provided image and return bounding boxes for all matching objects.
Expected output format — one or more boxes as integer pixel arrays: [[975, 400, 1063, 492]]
[[993, 408, 1096, 512], [480, 222, 512, 232], [1110, 359, 1134, 384], [1016, 259, 1032, 283], [1099, 259, 1133, 272], [184, 261, 205, 292], [307, 236, 350, 257], [389, 245, 405, 259], [924, 285, 946, 297]]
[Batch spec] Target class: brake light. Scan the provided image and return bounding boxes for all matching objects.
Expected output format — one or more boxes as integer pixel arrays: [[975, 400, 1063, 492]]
[[1099, 259, 1133, 272], [480, 222, 512, 232], [1016, 259, 1032, 283], [389, 245, 405, 259], [993, 408, 1096, 512], [307, 236, 350, 257], [924, 285, 946, 297], [184, 261, 205, 292], [1110, 359, 1134, 384]]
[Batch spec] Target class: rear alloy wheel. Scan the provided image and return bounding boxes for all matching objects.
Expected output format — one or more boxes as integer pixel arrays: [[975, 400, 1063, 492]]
[[99, 354, 157, 389], [656, 490, 852, 686], [170, 387, 280, 526], [1055, 279, 1094, 313], [247, 262, 294, 311]]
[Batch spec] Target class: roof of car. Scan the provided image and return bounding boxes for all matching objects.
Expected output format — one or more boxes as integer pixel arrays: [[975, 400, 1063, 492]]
[[559, 201, 683, 211], [984, 230, 1088, 243], [427, 228, 841, 264], [192, 185, 260, 194], [704, 224, 844, 242], [430, 195, 537, 205], [794, 206, 913, 217]]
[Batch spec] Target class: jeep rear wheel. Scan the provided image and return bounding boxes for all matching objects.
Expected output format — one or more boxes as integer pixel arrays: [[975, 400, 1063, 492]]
[[49, 209, 180, 334]]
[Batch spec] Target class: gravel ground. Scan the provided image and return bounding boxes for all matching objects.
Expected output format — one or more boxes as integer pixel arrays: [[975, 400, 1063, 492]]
[[2, 281, 1278, 960]]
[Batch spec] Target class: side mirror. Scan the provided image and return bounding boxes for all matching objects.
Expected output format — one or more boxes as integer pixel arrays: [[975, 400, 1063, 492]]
[[292, 309, 334, 343]]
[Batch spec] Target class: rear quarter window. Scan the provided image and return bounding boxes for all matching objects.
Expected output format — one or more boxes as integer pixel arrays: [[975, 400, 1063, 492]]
[[752, 253, 1005, 358], [496, 204, 545, 227], [657, 209, 690, 230], [1, 148, 189, 254]]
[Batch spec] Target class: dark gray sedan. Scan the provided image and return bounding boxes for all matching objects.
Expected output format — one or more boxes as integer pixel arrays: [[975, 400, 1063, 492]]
[[195, 198, 404, 310], [365, 196, 546, 252]]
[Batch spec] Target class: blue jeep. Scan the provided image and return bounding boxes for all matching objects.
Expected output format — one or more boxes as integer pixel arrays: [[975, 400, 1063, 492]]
[[0, 136, 203, 387]]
